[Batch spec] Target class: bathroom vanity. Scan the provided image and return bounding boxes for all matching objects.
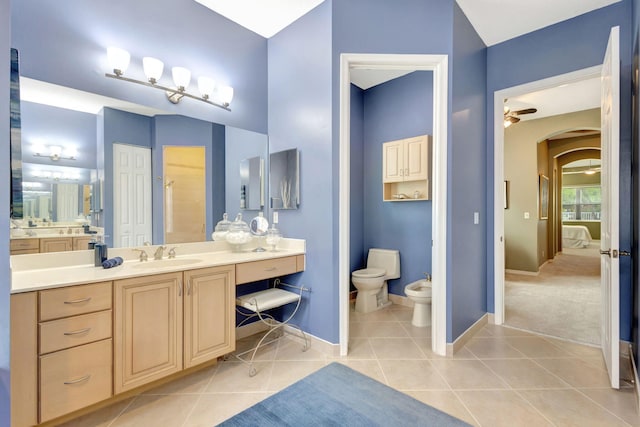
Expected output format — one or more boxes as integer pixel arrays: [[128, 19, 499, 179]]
[[10, 239, 305, 427]]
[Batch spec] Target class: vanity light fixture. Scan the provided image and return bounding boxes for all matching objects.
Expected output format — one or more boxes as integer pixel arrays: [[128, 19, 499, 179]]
[[32, 144, 77, 161], [32, 170, 80, 181], [105, 47, 234, 111]]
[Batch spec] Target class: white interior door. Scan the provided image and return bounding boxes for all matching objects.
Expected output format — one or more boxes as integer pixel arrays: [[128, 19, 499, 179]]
[[600, 26, 620, 389], [113, 144, 152, 247]]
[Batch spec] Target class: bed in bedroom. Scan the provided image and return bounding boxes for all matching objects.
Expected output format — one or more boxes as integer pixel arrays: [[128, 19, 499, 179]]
[[562, 224, 593, 248]]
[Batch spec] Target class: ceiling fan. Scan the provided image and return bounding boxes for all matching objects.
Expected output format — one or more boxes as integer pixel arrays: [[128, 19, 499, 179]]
[[503, 105, 537, 127]]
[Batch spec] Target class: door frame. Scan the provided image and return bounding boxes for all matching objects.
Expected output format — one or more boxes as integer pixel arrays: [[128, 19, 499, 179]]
[[493, 65, 601, 324], [339, 53, 449, 356]]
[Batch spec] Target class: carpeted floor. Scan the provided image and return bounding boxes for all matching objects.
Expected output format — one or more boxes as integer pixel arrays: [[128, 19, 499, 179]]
[[505, 242, 601, 346]]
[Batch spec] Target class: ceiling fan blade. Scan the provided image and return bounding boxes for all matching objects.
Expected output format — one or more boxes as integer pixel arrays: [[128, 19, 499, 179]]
[[512, 108, 537, 115], [506, 116, 520, 124]]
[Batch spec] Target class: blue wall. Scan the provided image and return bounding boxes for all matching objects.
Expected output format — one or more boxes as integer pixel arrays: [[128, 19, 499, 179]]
[[11, 0, 267, 133], [450, 3, 487, 340], [224, 127, 268, 221], [21, 102, 97, 170], [268, 1, 334, 341], [350, 84, 364, 276], [631, 0, 640, 367], [486, 1, 634, 341], [359, 71, 434, 296], [1, 0, 10, 422]]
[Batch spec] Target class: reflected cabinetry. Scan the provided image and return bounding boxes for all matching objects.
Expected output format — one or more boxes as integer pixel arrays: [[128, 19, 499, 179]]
[[382, 135, 431, 201]]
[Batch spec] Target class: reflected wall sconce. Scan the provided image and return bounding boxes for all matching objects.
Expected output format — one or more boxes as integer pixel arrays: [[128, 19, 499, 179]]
[[105, 47, 234, 111], [32, 144, 77, 161], [31, 171, 80, 181]]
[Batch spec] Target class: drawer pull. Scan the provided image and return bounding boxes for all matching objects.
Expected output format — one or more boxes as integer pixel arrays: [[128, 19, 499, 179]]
[[64, 374, 91, 385], [264, 267, 277, 271], [63, 297, 92, 305], [63, 327, 92, 336]]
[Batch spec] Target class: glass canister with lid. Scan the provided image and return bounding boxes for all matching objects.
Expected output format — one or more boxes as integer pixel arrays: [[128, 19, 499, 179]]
[[211, 212, 231, 241], [226, 213, 252, 251]]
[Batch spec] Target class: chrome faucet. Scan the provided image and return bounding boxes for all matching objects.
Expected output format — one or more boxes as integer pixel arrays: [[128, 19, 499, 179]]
[[423, 272, 432, 282], [167, 247, 177, 259], [154, 246, 167, 260], [132, 248, 149, 262]]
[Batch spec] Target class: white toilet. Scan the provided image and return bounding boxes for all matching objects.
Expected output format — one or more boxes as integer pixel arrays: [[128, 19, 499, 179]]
[[351, 249, 400, 313], [404, 279, 432, 327]]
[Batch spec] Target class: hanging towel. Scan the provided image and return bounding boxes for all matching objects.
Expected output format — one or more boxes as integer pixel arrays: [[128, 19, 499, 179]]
[[102, 256, 124, 269]]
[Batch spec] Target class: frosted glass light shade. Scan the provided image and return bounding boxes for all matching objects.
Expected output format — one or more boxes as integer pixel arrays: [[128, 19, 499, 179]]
[[143, 57, 164, 83], [172, 67, 191, 90], [107, 47, 130, 75], [197, 76, 216, 99], [218, 85, 234, 105]]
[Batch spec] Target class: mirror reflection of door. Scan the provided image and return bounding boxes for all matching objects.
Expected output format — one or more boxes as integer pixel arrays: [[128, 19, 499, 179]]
[[163, 146, 206, 244]]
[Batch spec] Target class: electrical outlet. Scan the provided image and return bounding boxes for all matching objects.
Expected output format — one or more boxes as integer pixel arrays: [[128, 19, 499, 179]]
[[524, 212, 530, 219], [473, 212, 479, 225], [273, 211, 279, 224]]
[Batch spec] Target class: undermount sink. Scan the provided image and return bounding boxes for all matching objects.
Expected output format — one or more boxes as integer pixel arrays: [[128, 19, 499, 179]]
[[133, 258, 202, 269]]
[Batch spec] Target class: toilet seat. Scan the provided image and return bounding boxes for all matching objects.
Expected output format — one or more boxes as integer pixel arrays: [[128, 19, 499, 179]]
[[352, 268, 385, 278]]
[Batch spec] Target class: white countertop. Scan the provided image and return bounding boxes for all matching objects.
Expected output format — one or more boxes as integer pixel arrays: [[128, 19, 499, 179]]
[[11, 239, 305, 294]]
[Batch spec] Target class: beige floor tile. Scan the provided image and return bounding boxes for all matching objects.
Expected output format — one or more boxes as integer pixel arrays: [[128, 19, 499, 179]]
[[275, 336, 326, 361], [390, 307, 414, 322], [457, 390, 554, 427], [110, 395, 199, 427], [464, 337, 526, 359], [267, 360, 326, 391], [430, 359, 510, 390], [369, 337, 426, 359], [57, 397, 136, 427], [361, 321, 409, 338], [543, 337, 603, 359], [400, 321, 432, 338], [533, 357, 611, 388], [580, 387, 640, 426], [232, 335, 279, 361], [350, 308, 399, 322], [405, 390, 479, 426], [336, 359, 386, 384], [183, 392, 271, 426], [349, 321, 368, 338], [142, 364, 217, 395], [482, 358, 571, 389], [504, 336, 572, 358], [378, 359, 450, 390], [340, 337, 376, 359], [205, 361, 272, 393], [520, 389, 631, 427]]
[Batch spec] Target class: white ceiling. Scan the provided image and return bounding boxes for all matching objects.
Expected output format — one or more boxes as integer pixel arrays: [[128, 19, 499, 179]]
[[194, 0, 325, 38], [456, 0, 621, 46]]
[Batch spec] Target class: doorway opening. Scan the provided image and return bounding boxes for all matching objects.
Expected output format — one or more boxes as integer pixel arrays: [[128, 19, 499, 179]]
[[339, 54, 449, 357]]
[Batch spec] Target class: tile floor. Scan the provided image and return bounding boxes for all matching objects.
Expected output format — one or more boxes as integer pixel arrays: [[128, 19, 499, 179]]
[[60, 304, 640, 426]]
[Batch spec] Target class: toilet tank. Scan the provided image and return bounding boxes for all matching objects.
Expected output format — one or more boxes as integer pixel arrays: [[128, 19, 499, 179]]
[[367, 249, 400, 279]]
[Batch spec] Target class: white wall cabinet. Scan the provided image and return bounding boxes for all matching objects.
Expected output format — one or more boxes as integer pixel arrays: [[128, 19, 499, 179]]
[[382, 135, 431, 201]]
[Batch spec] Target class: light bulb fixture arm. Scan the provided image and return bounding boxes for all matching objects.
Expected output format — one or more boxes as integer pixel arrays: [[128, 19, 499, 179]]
[[105, 72, 231, 111]]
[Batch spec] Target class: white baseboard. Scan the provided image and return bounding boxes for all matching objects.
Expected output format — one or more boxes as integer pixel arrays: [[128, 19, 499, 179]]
[[628, 343, 640, 411], [236, 322, 340, 357], [505, 268, 539, 276], [236, 321, 269, 340], [389, 293, 413, 307], [447, 313, 489, 357]]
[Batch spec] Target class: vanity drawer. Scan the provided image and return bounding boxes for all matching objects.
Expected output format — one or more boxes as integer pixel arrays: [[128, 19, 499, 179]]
[[236, 256, 299, 284], [39, 339, 112, 422], [10, 238, 39, 251], [40, 282, 112, 321], [39, 310, 112, 355]]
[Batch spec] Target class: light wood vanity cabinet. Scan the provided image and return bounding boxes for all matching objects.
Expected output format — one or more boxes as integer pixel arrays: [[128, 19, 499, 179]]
[[38, 281, 114, 423], [10, 238, 39, 255], [39, 237, 73, 253], [114, 272, 184, 393], [184, 265, 236, 368], [73, 235, 94, 250]]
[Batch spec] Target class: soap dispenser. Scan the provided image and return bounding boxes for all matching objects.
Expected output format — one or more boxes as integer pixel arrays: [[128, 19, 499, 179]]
[[94, 236, 108, 267]]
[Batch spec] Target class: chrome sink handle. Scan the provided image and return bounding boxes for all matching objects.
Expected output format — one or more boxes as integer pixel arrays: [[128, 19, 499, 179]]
[[168, 247, 177, 259], [132, 248, 149, 262], [154, 245, 167, 260]]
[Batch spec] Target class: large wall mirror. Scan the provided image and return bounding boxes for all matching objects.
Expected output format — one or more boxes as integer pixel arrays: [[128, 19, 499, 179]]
[[11, 76, 268, 251], [240, 156, 264, 210], [270, 148, 300, 210]]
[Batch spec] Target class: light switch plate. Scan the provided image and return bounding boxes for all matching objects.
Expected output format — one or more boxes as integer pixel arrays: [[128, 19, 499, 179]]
[[524, 212, 530, 219], [473, 212, 479, 224]]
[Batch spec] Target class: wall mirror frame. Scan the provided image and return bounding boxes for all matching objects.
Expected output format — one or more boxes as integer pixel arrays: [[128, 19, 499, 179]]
[[269, 148, 300, 210]]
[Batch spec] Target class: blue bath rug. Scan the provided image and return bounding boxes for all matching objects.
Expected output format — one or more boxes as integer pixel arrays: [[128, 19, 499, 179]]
[[218, 362, 471, 426]]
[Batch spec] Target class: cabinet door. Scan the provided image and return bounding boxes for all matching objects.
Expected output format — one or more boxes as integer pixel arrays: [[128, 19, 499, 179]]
[[184, 266, 235, 368], [404, 135, 429, 181], [40, 237, 72, 253], [114, 272, 183, 393], [73, 236, 94, 251], [382, 140, 404, 183]]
